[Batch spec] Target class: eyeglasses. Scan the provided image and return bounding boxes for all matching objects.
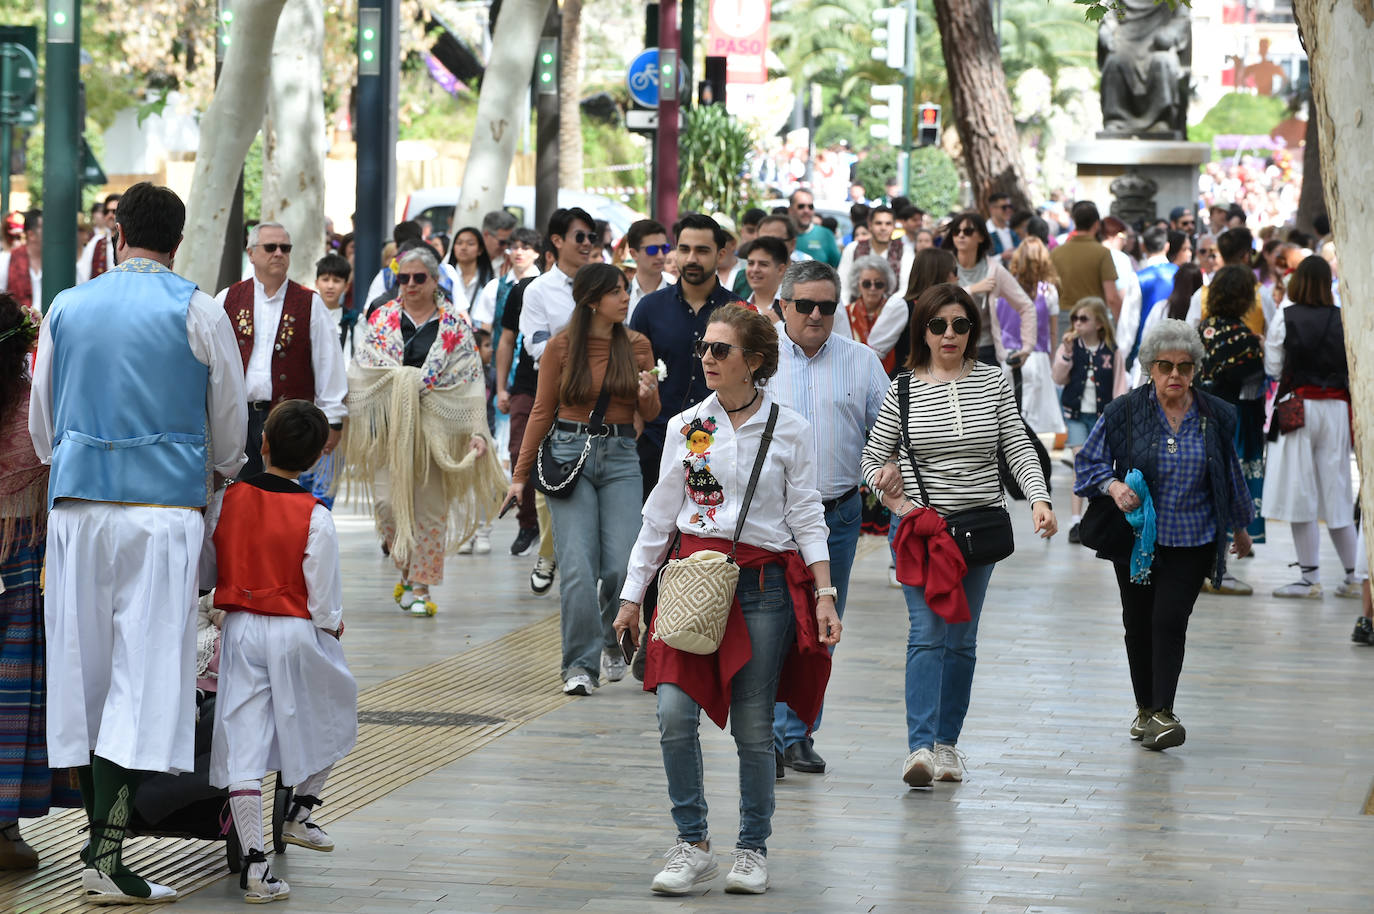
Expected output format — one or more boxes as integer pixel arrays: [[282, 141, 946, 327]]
[[259, 243, 293, 253], [998, 203, 1014, 211], [564, 230, 595, 245], [641, 244, 671, 256], [859, 279, 886, 291], [1152, 359, 1196, 377], [927, 316, 973, 335], [1072, 314, 1092, 323], [1199, 249, 1218, 258], [953, 226, 978, 237], [395, 272, 430, 285], [792, 298, 839, 316], [1178, 220, 1195, 228], [793, 202, 815, 210], [693, 340, 753, 360]]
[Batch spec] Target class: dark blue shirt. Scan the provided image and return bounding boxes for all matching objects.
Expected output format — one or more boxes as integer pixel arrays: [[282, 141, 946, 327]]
[[628, 278, 742, 445]]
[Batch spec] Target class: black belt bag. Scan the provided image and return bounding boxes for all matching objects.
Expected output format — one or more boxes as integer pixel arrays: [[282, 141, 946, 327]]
[[533, 377, 612, 499]]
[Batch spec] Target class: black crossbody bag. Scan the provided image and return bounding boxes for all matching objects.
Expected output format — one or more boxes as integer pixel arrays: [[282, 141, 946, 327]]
[[532, 375, 611, 499], [1077, 396, 1135, 561], [897, 373, 1015, 566]]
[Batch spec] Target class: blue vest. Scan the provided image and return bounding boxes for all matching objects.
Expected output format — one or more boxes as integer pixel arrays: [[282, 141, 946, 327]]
[[47, 261, 211, 509]]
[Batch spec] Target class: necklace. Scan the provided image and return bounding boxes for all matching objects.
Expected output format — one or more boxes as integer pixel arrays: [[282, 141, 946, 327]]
[[928, 361, 964, 383], [724, 389, 760, 414]]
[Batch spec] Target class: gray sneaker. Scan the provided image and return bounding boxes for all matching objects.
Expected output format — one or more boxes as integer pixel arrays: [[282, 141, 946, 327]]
[[932, 743, 965, 782], [902, 748, 935, 787], [1129, 706, 1150, 740], [602, 649, 628, 683], [1142, 709, 1186, 751]]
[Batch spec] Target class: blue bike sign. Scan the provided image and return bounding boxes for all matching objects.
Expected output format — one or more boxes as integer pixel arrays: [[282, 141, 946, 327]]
[[627, 49, 661, 108]]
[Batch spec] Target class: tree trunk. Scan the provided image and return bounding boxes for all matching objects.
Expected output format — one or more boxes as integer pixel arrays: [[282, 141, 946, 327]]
[[180, 0, 289, 290], [931, 0, 1031, 214], [262, 0, 327, 287], [454, 0, 555, 227], [1292, 0, 1374, 568], [558, 0, 584, 191], [1293, 93, 1323, 235]]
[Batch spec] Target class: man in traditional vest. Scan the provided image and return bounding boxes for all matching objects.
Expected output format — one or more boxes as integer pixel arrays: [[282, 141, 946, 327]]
[[837, 205, 912, 301], [214, 222, 348, 478], [0, 210, 42, 311], [30, 181, 248, 904], [77, 192, 122, 283]]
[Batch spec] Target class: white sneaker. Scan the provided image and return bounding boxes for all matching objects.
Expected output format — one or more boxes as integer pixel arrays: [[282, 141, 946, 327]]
[[902, 747, 935, 787], [650, 840, 717, 895], [888, 564, 901, 588], [1273, 580, 1323, 599], [1335, 575, 1363, 599], [602, 649, 628, 683], [724, 848, 769, 894], [562, 672, 596, 696], [282, 817, 335, 852], [457, 539, 474, 555], [81, 867, 178, 905], [473, 531, 492, 555], [933, 743, 965, 782], [530, 556, 557, 595]]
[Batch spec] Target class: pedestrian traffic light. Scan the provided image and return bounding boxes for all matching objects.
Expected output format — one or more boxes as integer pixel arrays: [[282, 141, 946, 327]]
[[658, 48, 678, 102], [917, 103, 941, 147], [536, 37, 558, 96], [217, 0, 234, 56], [48, 0, 77, 44], [870, 8, 906, 70], [870, 84, 903, 147], [358, 8, 381, 77]]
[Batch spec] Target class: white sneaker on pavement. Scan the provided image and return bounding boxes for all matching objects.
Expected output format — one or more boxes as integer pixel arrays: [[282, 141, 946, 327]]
[[1335, 574, 1363, 599], [457, 539, 474, 555], [724, 848, 769, 894], [602, 649, 628, 683], [562, 672, 596, 696], [933, 743, 965, 782], [902, 747, 935, 787], [473, 531, 491, 554], [650, 840, 717, 895], [1273, 580, 1323, 599]]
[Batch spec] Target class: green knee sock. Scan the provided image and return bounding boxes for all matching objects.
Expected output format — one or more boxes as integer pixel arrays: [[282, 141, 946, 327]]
[[87, 756, 152, 898]]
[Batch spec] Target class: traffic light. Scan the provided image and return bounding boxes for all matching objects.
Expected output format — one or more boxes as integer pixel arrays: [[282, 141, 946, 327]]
[[659, 48, 678, 102], [870, 8, 906, 70], [217, 0, 233, 56], [870, 84, 904, 147], [916, 103, 941, 147], [358, 8, 381, 77], [536, 36, 558, 96], [48, 0, 77, 44]]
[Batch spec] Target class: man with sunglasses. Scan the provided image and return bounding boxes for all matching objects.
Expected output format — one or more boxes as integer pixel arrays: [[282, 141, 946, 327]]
[[985, 193, 1020, 264], [520, 207, 598, 367], [77, 192, 121, 283], [625, 219, 673, 322], [768, 261, 890, 777], [837, 205, 912, 302], [788, 189, 841, 268], [1169, 205, 1195, 235], [480, 209, 518, 277], [216, 222, 347, 479]]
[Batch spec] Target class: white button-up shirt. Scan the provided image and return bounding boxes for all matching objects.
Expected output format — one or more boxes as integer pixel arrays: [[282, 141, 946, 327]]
[[213, 277, 348, 423], [769, 324, 890, 500], [518, 264, 577, 364], [76, 232, 114, 284], [627, 272, 672, 324]]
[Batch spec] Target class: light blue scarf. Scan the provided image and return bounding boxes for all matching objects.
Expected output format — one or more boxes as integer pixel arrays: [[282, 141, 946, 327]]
[[1124, 468, 1156, 584]]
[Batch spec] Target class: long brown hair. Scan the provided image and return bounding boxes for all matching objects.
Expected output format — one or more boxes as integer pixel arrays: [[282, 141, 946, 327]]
[[903, 247, 958, 303], [1008, 236, 1060, 299], [559, 263, 639, 404]]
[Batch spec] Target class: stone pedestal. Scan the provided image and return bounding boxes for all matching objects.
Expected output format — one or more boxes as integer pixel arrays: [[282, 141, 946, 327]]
[[1066, 139, 1210, 224]]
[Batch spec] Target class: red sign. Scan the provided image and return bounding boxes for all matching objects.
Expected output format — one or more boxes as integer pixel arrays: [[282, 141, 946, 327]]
[[707, 0, 771, 85]]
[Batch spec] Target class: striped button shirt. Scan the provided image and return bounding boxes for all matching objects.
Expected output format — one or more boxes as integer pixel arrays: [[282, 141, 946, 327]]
[[770, 326, 890, 501], [861, 362, 1051, 515]]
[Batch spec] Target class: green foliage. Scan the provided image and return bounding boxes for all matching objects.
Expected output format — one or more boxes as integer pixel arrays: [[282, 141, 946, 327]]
[[244, 132, 263, 222], [907, 146, 960, 216], [679, 105, 757, 217], [23, 125, 42, 208], [1188, 93, 1288, 153], [581, 119, 648, 213], [814, 113, 861, 153], [854, 147, 900, 200], [398, 70, 478, 141]]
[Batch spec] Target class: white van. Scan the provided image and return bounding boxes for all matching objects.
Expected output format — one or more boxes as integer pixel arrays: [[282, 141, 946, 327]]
[[402, 186, 643, 243]]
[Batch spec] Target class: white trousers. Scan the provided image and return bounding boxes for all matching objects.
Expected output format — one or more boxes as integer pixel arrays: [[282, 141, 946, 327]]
[[45, 502, 204, 773], [1261, 399, 1354, 526]]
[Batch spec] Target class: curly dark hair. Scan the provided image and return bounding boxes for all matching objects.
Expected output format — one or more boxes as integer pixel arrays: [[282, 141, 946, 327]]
[[1206, 265, 1256, 321], [0, 294, 36, 426]]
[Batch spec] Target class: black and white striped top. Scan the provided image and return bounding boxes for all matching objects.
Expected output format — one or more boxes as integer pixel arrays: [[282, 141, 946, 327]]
[[860, 362, 1051, 516]]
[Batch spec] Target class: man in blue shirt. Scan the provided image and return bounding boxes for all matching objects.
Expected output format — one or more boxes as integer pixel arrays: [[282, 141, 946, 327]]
[[628, 213, 742, 500]]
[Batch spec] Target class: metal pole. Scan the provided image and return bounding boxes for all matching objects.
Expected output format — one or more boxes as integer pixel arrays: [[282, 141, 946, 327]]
[[903, 0, 917, 195], [354, 0, 384, 298], [680, 0, 693, 108], [656, 0, 679, 229], [534, 3, 560, 239], [41, 0, 79, 312], [1, 126, 10, 217]]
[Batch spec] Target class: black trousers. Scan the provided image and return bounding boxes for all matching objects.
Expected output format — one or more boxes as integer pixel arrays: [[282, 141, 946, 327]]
[[1113, 542, 1215, 711], [239, 404, 269, 480], [636, 433, 664, 504]]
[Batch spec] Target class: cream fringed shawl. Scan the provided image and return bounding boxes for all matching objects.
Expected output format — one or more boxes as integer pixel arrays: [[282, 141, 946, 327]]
[[339, 300, 504, 567]]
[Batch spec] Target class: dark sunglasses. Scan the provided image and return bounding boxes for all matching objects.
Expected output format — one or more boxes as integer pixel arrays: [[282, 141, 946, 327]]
[[396, 272, 429, 285], [859, 279, 886, 290], [693, 340, 753, 360], [998, 203, 1014, 211], [259, 243, 293, 253], [927, 316, 972, 336], [1199, 249, 1218, 257], [792, 298, 839, 316], [1152, 359, 1196, 376], [641, 244, 671, 256], [564, 230, 595, 245], [1072, 314, 1093, 323], [1178, 220, 1195, 227], [953, 226, 979, 237], [794, 202, 815, 210]]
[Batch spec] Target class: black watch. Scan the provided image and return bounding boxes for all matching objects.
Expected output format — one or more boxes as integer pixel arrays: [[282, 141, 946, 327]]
[[329, 422, 343, 431]]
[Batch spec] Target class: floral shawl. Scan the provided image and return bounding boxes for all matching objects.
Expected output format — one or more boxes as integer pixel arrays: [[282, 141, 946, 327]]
[[339, 298, 504, 566], [0, 385, 47, 562]]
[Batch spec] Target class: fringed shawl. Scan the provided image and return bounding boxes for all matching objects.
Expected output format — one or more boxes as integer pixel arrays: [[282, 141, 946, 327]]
[[338, 299, 504, 567], [0, 386, 47, 562]]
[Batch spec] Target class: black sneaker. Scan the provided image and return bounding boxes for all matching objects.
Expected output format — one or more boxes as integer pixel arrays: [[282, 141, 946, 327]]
[[510, 526, 538, 556], [1067, 522, 1081, 544], [1142, 709, 1186, 751], [1352, 617, 1373, 645]]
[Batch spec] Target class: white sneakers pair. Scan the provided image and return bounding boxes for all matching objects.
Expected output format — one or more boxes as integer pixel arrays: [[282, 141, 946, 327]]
[[1274, 573, 1363, 600], [650, 840, 768, 895], [901, 744, 966, 787]]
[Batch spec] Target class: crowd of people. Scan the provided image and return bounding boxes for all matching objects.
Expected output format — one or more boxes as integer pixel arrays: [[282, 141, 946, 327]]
[[0, 171, 1365, 904]]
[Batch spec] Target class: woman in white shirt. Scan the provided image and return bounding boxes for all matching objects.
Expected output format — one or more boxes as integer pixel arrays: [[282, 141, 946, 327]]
[[614, 303, 841, 898], [442, 226, 494, 311]]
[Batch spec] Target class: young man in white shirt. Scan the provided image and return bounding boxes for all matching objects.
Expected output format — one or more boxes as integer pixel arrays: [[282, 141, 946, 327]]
[[625, 218, 672, 323], [739, 236, 789, 320], [837, 205, 913, 302]]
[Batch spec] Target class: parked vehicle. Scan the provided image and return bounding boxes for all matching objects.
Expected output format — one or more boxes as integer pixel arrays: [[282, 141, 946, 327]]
[[403, 186, 642, 242]]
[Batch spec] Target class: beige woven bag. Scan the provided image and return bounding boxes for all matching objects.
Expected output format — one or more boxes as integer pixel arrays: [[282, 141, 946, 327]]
[[653, 404, 778, 655]]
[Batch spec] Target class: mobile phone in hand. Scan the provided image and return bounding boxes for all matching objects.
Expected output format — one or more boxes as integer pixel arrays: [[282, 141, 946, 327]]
[[620, 628, 637, 666], [498, 495, 518, 519]]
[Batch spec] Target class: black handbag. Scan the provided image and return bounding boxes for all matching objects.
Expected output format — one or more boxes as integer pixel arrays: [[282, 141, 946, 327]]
[[897, 374, 1015, 566], [532, 376, 612, 499], [1077, 395, 1134, 561]]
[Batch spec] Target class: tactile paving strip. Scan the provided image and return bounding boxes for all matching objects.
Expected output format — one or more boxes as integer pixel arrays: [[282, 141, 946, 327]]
[[0, 612, 566, 913]]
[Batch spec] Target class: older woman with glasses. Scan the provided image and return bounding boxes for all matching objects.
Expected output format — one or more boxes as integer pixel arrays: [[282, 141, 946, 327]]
[[943, 211, 1036, 368], [845, 254, 899, 373], [1074, 318, 1253, 751]]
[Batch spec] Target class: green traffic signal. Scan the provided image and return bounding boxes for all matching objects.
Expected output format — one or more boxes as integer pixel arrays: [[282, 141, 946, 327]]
[[52, 12, 67, 26]]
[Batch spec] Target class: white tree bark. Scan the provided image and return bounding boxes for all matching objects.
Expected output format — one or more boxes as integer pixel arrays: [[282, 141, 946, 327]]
[[558, 0, 584, 191], [453, 0, 554, 226], [180, 0, 289, 290], [1292, 1, 1374, 567], [262, 0, 327, 286]]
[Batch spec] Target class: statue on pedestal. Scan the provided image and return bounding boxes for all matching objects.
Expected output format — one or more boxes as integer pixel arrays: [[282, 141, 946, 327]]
[[1097, 0, 1191, 138]]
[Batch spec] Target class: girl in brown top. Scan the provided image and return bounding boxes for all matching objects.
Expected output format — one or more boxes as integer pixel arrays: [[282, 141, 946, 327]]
[[507, 263, 661, 695]]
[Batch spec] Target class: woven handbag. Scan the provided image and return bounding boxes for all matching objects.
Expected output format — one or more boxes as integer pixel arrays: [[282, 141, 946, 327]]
[[654, 403, 779, 655]]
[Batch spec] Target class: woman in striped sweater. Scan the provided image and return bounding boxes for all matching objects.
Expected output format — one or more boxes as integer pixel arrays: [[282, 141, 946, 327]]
[[861, 284, 1056, 788]]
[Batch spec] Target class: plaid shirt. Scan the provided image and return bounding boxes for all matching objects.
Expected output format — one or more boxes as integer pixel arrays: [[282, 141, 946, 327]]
[[1077, 389, 1253, 547]]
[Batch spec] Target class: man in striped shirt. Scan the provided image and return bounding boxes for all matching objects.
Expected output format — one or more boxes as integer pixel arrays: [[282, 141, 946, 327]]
[[769, 260, 891, 777]]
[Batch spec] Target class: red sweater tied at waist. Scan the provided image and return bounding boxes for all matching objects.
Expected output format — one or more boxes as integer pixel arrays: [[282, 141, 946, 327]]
[[643, 533, 831, 731], [1294, 385, 1352, 444], [892, 507, 971, 623]]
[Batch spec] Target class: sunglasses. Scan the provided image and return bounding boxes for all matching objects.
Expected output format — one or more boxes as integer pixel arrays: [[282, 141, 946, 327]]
[[641, 244, 671, 256], [953, 226, 979, 237], [1073, 314, 1093, 323], [259, 243, 293, 253], [859, 279, 886, 290], [1178, 220, 1195, 228], [792, 298, 839, 316], [794, 202, 815, 210], [1152, 359, 1196, 377], [396, 272, 429, 285], [998, 203, 1014, 211], [694, 340, 753, 360], [1199, 249, 1218, 258], [927, 316, 972, 336], [563, 230, 595, 245]]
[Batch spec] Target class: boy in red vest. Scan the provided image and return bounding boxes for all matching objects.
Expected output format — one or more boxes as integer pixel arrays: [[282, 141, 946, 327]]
[[202, 399, 358, 904]]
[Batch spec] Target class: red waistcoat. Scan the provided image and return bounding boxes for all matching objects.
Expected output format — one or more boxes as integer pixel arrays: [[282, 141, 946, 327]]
[[7, 246, 32, 310], [213, 479, 318, 620], [91, 235, 109, 279], [223, 278, 316, 404]]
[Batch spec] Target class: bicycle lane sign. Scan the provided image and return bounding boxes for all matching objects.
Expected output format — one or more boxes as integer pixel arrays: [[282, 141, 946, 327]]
[[627, 49, 661, 108]]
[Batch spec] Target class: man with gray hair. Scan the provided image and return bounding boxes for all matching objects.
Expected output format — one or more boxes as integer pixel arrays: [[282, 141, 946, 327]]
[[215, 221, 348, 478], [768, 259, 890, 777], [481, 209, 519, 276]]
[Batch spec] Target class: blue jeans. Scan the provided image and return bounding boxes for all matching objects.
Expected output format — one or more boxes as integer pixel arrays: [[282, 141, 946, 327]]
[[545, 432, 643, 684], [656, 563, 795, 852], [887, 511, 997, 751], [772, 489, 861, 749]]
